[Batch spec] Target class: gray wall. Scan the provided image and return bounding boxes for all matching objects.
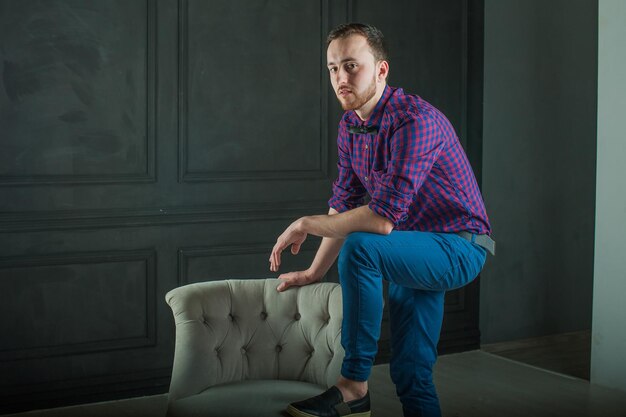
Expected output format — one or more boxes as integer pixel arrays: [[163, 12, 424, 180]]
[[0, 0, 483, 411], [592, 0, 626, 393], [480, 0, 598, 343], [0, 0, 337, 411]]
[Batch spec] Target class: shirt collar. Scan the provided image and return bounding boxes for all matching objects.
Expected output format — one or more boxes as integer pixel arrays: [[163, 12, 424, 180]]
[[346, 84, 397, 129]]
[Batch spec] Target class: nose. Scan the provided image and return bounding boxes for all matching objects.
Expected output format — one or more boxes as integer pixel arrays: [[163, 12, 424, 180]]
[[336, 67, 349, 84]]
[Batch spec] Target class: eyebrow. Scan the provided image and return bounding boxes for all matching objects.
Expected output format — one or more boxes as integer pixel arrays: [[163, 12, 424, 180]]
[[327, 57, 358, 66]]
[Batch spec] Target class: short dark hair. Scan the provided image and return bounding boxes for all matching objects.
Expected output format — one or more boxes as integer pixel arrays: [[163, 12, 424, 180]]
[[326, 23, 388, 62]]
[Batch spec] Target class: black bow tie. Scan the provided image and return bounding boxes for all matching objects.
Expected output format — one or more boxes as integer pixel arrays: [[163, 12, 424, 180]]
[[348, 125, 378, 135]]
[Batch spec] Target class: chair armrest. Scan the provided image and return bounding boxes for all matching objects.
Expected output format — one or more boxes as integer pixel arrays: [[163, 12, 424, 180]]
[[165, 281, 234, 401]]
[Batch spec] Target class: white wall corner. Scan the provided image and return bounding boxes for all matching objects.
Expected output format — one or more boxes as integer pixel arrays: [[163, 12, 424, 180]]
[[591, 0, 626, 393]]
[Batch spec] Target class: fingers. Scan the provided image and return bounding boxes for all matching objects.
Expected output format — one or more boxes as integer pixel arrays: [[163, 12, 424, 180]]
[[270, 225, 306, 272], [291, 242, 301, 255], [276, 271, 304, 292], [270, 236, 302, 272], [269, 242, 284, 272], [276, 278, 288, 292], [276, 273, 291, 292], [271, 242, 301, 272]]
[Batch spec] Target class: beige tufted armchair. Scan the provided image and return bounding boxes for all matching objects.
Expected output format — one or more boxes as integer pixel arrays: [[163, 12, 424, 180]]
[[165, 278, 344, 417]]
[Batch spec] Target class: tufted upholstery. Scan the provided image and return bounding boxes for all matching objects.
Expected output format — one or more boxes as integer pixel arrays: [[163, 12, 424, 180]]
[[165, 278, 344, 417]]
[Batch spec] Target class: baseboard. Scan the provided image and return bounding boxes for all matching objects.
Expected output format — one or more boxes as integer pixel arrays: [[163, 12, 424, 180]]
[[0, 369, 171, 415], [481, 329, 591, 353]]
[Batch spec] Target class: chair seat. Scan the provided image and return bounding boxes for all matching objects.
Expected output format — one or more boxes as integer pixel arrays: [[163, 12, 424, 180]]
[[167, 379, 327, 417]]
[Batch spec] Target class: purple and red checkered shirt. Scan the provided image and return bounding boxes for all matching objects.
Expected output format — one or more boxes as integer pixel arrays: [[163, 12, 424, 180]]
[[329, 85, 491, 235]]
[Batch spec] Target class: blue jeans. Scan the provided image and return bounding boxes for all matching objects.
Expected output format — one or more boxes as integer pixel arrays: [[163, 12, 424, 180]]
[[337, 231, 487, 417]]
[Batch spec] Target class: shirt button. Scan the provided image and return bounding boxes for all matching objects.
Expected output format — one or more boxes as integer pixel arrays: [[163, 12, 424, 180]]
[[365, 145, 368, 150], [364, 176, 368, 182]]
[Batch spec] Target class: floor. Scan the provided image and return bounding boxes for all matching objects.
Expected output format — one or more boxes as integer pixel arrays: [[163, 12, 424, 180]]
[[4, 349, 626, 417], [482, 330, 592, 380]]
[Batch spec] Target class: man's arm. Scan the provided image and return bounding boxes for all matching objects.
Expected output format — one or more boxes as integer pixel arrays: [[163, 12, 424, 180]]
[[270, 205, 393, 274], [301, 205, 393, 238]]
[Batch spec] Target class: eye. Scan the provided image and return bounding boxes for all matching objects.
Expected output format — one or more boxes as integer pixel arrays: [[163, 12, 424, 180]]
[[328, 67, 338, 74], [346, 63, 357, 71]]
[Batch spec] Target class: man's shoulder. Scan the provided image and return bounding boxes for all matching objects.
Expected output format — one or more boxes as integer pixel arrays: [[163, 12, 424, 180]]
[[383, 89, 427, 123], [382, 87, 457, 141], [384, 88, 447, 125]]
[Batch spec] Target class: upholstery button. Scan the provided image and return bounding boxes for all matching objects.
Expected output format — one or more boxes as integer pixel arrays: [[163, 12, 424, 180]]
[[241, 347, 246, 354], [260, 312, 268, 320], [229, 314, 235, 321], [275, 345, 282, 353], [294, 313, 301, 321]]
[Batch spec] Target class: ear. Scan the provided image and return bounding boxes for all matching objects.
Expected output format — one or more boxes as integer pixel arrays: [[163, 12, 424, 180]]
[[377, 60, 389, 82]]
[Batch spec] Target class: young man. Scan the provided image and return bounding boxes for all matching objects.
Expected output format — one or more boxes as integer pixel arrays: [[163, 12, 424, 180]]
[[269, 23, 493, 417]]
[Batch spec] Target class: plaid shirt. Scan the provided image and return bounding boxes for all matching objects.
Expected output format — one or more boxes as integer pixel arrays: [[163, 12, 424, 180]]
[[329, 85, 491, 234]]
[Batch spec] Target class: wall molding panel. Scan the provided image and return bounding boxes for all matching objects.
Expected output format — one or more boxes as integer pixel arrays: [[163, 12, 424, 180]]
[[0, 249, 157, 362], [177, 0, 331, 183], [0, 201, 329, 232], [0, 0, 157, 186]]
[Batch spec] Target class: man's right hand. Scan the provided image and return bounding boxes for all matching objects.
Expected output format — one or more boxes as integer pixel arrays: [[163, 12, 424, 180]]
[[276, 269, 320, 292]]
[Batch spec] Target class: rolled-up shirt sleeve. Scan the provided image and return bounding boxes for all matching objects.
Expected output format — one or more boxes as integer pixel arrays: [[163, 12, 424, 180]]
[[328, 125, 367, 213], [368, 112, 445, 225]]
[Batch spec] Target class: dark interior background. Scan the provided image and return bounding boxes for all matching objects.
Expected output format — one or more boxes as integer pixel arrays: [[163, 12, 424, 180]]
[[480, 0, 597, 344], [0, 0, 485, 412]]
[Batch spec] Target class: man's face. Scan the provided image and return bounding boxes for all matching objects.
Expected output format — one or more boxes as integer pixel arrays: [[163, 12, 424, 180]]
[[326, 34, 380, 112]]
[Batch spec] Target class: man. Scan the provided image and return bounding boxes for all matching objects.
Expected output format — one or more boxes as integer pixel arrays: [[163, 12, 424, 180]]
[[269, 23, 493, 417]]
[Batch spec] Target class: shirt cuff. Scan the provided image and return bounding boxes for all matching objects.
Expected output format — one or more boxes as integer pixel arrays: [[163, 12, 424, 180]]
[[328, 197, 355, 214], [368, 188, 410, 226]]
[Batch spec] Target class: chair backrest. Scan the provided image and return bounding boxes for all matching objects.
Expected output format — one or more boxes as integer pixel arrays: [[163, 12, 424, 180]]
[[165, 278, 344, 401]]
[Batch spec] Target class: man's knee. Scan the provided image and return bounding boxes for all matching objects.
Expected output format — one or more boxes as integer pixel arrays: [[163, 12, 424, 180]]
[[338, 232, 377, 270]]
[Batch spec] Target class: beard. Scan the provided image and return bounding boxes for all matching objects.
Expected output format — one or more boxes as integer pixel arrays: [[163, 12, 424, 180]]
[[336, 75, 377, 111]]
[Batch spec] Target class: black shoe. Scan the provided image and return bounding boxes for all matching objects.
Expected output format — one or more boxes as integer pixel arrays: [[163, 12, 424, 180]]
[[286, 386, 371, 417]]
